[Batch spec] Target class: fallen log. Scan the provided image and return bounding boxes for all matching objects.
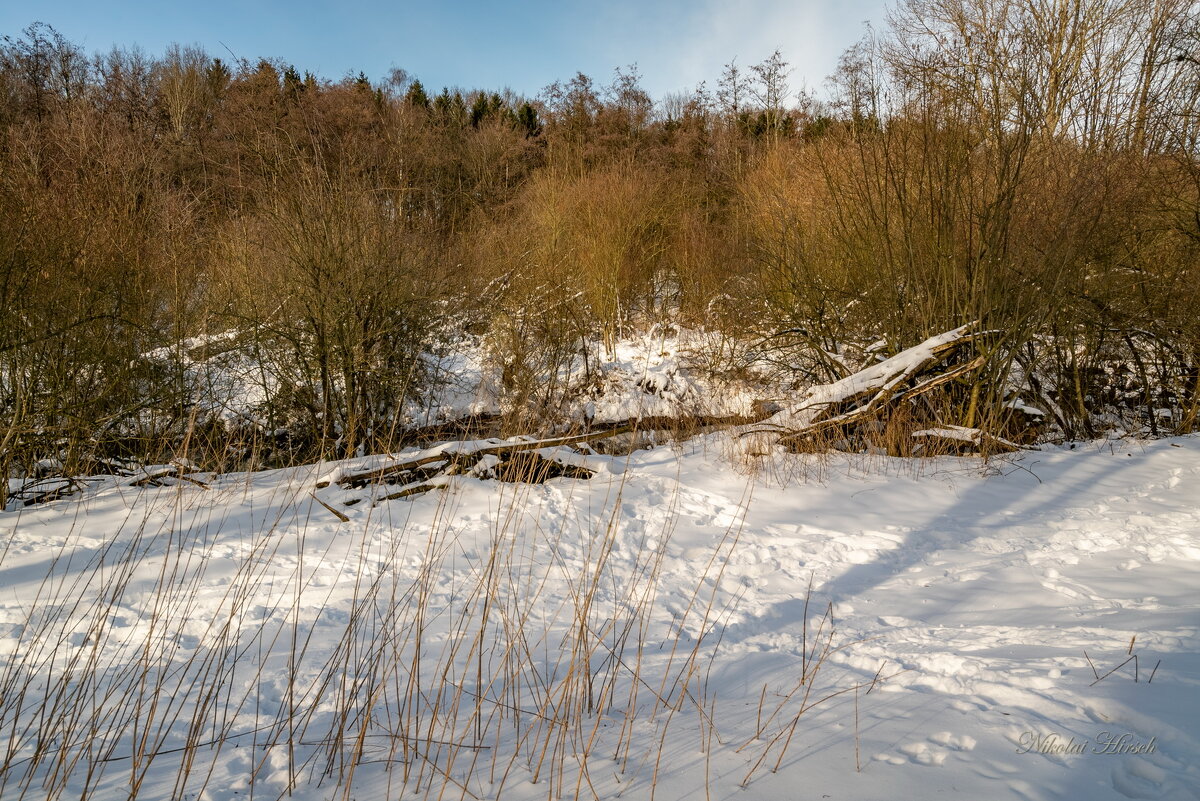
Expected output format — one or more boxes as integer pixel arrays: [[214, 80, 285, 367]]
[[776, 354, 988, 448], [321, 411, 770, 490], [11, 477, 85, 507], [375, 477, 450, 504], [489, 452, 595, 482], [746, 323, 998, 450], [319, 428, 635, 489], [129, 464, 211, 489]]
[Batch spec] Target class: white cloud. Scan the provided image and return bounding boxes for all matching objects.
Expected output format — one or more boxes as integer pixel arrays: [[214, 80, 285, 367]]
[[603, 0, 886, 99]]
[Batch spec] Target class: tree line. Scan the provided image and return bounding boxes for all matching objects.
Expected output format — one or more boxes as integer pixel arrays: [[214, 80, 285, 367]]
[[2, 0, 1198, 489]]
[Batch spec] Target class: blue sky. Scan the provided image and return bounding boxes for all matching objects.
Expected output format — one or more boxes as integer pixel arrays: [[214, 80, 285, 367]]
[[2, 0, 889, 100]]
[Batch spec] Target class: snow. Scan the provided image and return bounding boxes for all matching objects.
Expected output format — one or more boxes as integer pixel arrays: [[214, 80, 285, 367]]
[[2, 433, 1197, 800], [414, 326, 771, 427], [569, 328, 765, 423], [1006, 397, 1047, 417], [911, 424, 1024, 451], [912, 425, 984, 442], [141, 326, 774, 436], [142, 329, 279, 426]]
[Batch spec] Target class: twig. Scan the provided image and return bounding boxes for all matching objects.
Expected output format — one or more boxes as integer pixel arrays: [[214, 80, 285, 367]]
[[310, 492, 350, 523], [1090, 655, 1135, 686]]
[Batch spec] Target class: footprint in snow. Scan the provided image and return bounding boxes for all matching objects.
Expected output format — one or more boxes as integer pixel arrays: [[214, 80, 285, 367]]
[[897, 741, 947, 766], [877, 733, 975, 768], [930, 731, 977, 751], [873, 752, 908, 766], [1108, 756, 1196, 800]]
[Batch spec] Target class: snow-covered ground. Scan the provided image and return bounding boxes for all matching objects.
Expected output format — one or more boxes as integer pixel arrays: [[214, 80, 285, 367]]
[[148, 326, 776, 433], [1, 436, 1198, 800]]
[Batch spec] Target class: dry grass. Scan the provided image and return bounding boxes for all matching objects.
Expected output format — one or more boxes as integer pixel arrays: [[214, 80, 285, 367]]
[[0, 435, 882, 801]]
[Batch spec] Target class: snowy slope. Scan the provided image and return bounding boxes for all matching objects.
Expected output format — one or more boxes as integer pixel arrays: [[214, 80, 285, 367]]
[[0, 437, 1197, 800]]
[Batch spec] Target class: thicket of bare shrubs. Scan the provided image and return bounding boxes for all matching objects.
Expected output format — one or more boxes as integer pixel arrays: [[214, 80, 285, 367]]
[[2, 0, 1199, 494]]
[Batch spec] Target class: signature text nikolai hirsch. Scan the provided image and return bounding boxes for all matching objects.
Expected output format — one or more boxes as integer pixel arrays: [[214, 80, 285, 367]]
[[1016, 731, 1157, 756]]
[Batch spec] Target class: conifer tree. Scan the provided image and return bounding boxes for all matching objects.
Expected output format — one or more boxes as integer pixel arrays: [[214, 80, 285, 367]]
[[283, 65, 302, 102], [470, 92, 489, 127], [517, 102, 541, 137], [404, 78, 429, 108], [206, 58, 231, 97]]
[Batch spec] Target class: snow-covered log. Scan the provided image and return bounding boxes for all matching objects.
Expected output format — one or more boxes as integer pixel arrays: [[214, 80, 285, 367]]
[[746, 323, 997, 449], [322, 412, 768, 491]]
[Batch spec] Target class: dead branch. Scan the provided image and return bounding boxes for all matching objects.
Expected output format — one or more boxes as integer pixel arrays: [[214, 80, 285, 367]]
[[749, 324, 998, 450], [310, 492, 351, 522]]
